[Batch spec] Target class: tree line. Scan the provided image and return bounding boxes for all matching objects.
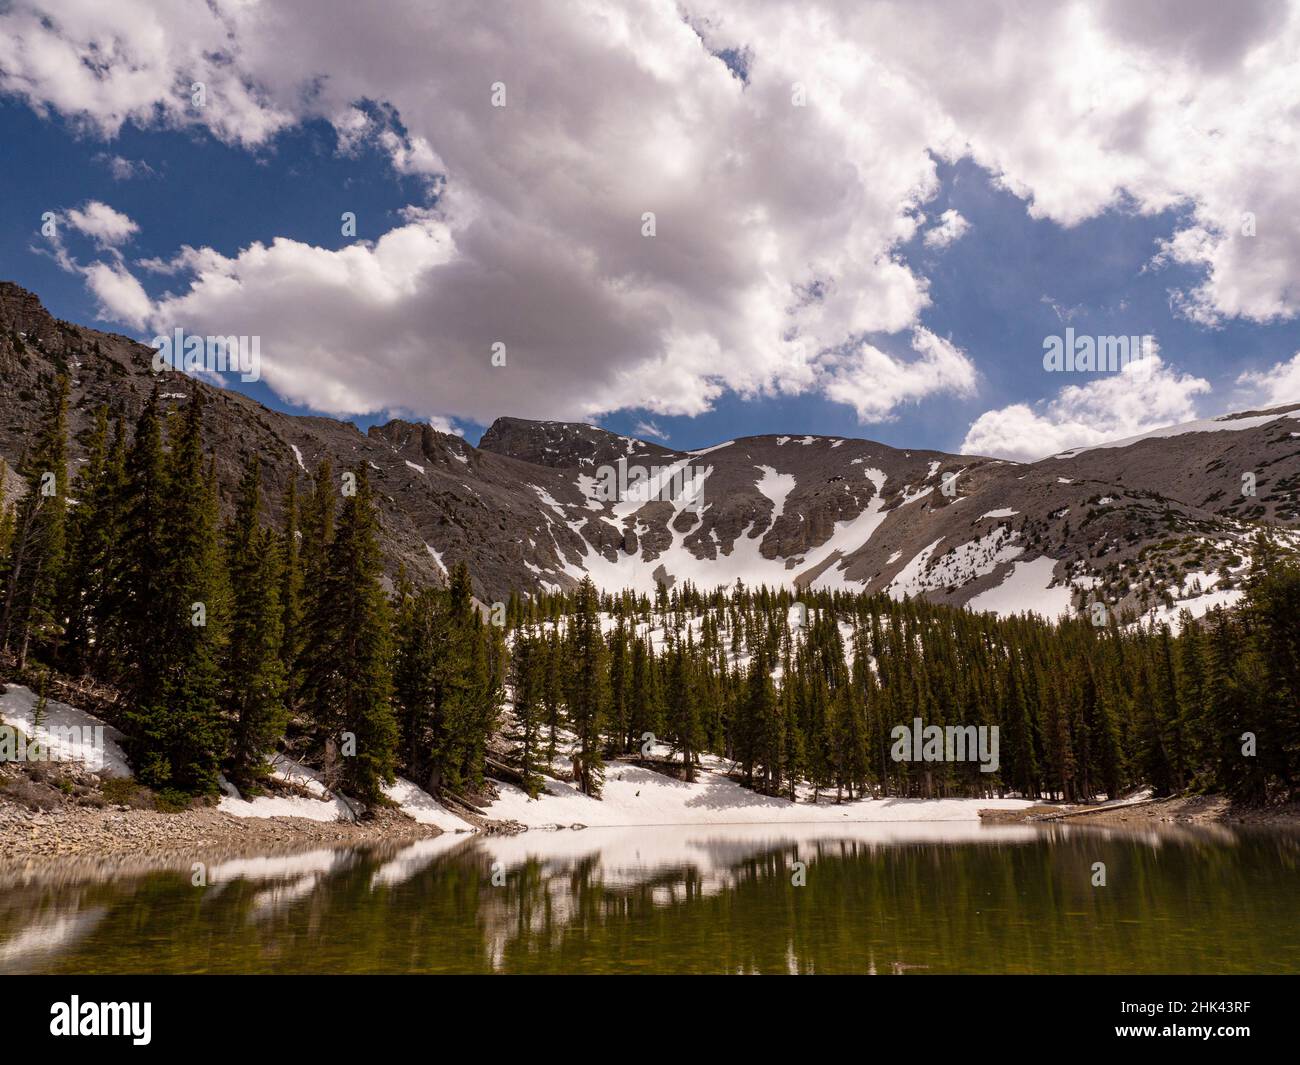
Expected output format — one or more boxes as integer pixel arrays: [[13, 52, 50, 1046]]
[[2, 375, 1297, 809], [499, 543, 1299, 807]]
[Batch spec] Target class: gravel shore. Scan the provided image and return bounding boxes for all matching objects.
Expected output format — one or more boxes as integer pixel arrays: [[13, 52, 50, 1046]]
[[0, 795, 463, 886], [980, 794, 1300, 827]]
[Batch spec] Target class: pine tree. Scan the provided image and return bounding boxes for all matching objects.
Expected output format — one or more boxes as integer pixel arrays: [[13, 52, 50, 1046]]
[[507, 624, 547, 797], [1153, 626, 1188, 789], [567, 577, 607, 796], [780, 657, 806, 800], [542, 625, 565, 760], [60, 407, 125, 675], [126, 393, 227, 793], [738, 648, 778, 790], [664, 628, 703, 781], [607, 619, 631, 754], [294, 458, 335, 709], [1133, 653, 1176, 797], [422, 562, 498, 793], [1000, 659, 1040, 798], [114, 388, 168, 702], [303, 468, 397, 804], [1176, 613, 1210, 786], [754, 647, 785, 794], [224, 455, 287, 790], [1, 374, 69, 667], [278, 473, 303, 690], [393, 582, 442, 790], [1242, 542, 1300, 798], [830, 680, 869, 800]]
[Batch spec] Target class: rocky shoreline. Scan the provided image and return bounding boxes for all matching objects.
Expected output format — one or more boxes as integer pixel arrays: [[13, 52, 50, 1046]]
[[979, 794, 1300, 827], [0, 796, 462, 885]]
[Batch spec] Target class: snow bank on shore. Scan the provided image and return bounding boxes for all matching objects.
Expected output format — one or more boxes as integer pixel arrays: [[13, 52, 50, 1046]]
[[217, 754, 354, 822], [217, 754, 472, 831], [0, 684, 130, 777], [382, 776, 473, 832], [483, 754, 1031, 828]]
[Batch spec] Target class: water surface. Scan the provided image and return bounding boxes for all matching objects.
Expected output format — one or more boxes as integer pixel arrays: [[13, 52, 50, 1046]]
[[3, 822, 1297, 974]]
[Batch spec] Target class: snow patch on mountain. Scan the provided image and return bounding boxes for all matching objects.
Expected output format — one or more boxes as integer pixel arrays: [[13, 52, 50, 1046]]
[[754, 466, 797, 521], [1054, 405, 1300, 458], [966, 556, 1073, 619], [806, 468, 890, 591], [886, 538, 946, 599]]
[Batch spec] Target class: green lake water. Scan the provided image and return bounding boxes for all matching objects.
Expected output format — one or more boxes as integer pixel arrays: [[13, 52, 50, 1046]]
[[3, 821, 1297, 974]]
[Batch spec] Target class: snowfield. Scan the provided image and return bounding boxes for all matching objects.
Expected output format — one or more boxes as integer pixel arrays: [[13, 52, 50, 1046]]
[[966, 555, 1074, 619], [1054, 405, 1300, 457], [483, 752, 1031, 829]]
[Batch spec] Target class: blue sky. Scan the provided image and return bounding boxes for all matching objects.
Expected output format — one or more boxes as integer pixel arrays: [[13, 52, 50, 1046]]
[[0, 98, 432, 420], [2, 1, 1298, 462], [606, 158, 1300, 452]]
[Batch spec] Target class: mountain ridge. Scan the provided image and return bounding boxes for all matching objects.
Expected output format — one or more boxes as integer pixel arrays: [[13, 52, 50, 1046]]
[[2, 279, 1298, 621]]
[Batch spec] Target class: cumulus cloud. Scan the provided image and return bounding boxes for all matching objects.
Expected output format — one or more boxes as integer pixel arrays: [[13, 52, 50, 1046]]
[[0, 1, 292, 145], [822, 327, 977, 422], [64, 201, 138, 247], [1236, 352, 1300, 408], [3, 0, 1299, 424], [923, 209, 970, 249], [961, 355, 1211, 461], [82, 261, 152, 330]]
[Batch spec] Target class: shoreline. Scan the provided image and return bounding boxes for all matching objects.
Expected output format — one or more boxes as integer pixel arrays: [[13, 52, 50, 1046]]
[[0, 797, 461, 884], [5, 790, 1298, 890], [6, 760, 1298, 889], [978, 794, 1300, 828]]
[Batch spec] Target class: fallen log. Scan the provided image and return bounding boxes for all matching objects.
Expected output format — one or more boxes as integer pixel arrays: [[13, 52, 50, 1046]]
[[484, 755, 526, 788], [1034, 797, 1164, 821]]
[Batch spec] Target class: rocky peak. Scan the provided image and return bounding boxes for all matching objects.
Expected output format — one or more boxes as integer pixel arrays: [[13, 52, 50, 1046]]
[[479, 416, 677, 470]]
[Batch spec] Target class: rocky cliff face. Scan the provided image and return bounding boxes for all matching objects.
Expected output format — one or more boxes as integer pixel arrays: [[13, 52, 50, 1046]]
[[2, 280, 1298, 621]]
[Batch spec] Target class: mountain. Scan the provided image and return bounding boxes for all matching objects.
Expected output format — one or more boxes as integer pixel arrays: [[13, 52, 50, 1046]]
[[2, 280, 1298, 621]]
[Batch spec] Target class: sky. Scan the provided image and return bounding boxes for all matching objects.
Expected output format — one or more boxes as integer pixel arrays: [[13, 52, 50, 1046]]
[[1, 0, 1299, 462]]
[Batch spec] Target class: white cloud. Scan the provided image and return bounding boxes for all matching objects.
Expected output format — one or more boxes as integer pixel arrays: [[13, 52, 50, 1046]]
[[822, 327, 977, 422], [428, 415, 464, 437], [64, 201, 138, 247], [1236, 352, 1300, 408], [961, 355, 1211, 461], [0, 1, 292, 145], [96, 154, 155, 180], [634, 420, 670, 441], [923, 209, 970, 249], [82, 261, 152, 330], [5, 0, 1300, 424]]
